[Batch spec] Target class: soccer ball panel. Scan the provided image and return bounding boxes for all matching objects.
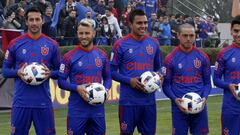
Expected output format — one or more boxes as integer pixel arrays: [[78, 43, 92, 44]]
[[85, 83, 107, 105], [23, 62, 46, 85], [181, 92, 203, 114], [140, 71, 161, 93]]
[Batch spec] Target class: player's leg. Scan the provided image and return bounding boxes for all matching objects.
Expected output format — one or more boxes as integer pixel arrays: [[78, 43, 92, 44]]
[[32, 108, 56, 135], [85, 117, 106, 135], [11, 107, 32, 135], [137, 104, 156, 135], [66, 116, 88, 135], [172, 105, 189, 135], [119, 105, 138, 135], [221, 112, 240, 135], [189, 107, 209, 135]]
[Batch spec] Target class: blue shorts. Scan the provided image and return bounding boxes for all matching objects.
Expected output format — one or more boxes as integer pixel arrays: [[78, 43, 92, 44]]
[[67, 116, 105, 135], [172, 105, 209, 135], [11, 107, 55, 135], [119, 105, 156, 135], [221, 112, 240, 135]]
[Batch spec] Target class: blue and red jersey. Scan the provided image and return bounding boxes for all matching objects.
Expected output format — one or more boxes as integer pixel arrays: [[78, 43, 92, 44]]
[[2, 33, 60, 108], [213, 43, 240, 114], [163, 46, 211, 102], [58, 46, 111, 118], [111, 34, 163, 106]]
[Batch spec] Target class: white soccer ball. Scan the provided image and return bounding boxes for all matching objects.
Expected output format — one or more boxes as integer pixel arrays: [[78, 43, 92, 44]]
[[235, 83, 240, 98], [181, 92, 203, 114], [23, 62, 46, 85], [85, 83, 107, 105], [140, 71, 161, 93]]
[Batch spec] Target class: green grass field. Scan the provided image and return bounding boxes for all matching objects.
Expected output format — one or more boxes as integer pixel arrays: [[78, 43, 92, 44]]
[[0, 95, 222, 135]]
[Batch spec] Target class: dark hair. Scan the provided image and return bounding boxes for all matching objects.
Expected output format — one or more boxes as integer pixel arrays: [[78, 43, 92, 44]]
[[178, 23, 195, 33], [128, 9, 146, 24], [105, 6, 112, 12], [101, 16, 108, 23], [231, 15, 240, 29], [24, 6, 42, 20]]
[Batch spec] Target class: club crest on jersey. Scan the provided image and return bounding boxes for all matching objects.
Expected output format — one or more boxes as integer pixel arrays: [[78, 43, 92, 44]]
[[178, 63, 182, 69], [232, 57, 236, 63], [223, 128, 229, 135], [128, 48, 133, 53], [22, 49, 26, 54], [121, 121, 127, 131], [194, 58, 201, 69], [78, 61, 82, 67], [95, 58, 102, 67], [41, 47, 49, 55], [146, 45, 153, 55]]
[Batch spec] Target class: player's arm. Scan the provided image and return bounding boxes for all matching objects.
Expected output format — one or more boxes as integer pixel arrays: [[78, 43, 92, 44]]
[[110, 46, 131, 84], [162, 58, 177, 101], [213, 53, 230, 89], [58, 57, 89, 101], [102, 57, 112, 90], [2, 48, 19, 78], [202, 55, 211, 99], [50, 43, 61, 79], [213, 52, 238, 98], [58, 57, 78, 92]]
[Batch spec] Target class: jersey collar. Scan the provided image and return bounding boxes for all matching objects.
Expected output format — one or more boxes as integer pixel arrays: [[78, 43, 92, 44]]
[[178, 44, 195, 53], [128, 34, 147, 41], [76, 44, 94, 52], [26, 33, 43, 40], [232, 42, 240, 48]]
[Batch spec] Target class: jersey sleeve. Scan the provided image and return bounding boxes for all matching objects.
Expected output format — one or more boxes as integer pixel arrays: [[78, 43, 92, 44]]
[[2, 45, 18, 78], [162, 57, 177, 101], [50, 43, 61, 79], [213, 52, 230, 89], [154, 41, 163, 72], [202, 54, 211, 98], [58, 56, 78, 92], [110, 44, 131, 84], [102, 56, 112, 90]]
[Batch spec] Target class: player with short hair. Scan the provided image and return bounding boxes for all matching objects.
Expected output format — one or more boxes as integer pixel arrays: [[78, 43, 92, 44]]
[[111, 9, 163, 135], [2, 7, 60, 135], [213, 15, 240, 135], [162, 23, 211, 135], [58, 19, 112, 135]]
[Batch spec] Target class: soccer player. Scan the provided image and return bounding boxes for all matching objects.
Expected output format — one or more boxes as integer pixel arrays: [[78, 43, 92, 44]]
[[111, 9, 163, 135], [2, 7, 60, 135], [58, 19, 112, 135], [213, 15, 240, 135], [162, 23, 211, 135]]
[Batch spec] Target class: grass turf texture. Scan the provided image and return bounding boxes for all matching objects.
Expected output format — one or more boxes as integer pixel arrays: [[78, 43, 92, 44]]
[[0, 95, 222, 135]]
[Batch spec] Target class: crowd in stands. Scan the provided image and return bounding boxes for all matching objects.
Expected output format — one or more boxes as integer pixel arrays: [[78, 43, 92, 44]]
[[0, 0, 220, 47]]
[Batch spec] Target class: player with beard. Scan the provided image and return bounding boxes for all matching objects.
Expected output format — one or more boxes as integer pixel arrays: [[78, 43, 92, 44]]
[[58, 19, 112, 135], [163, 23, 211, 135], [2, 7, 60, 135], [214, 15, 240, 135], [111, 9, 163, 135]]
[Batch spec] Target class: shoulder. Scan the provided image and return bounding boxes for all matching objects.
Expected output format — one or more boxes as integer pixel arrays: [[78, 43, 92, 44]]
[[145, 35, 160, 47], [94, 47, 108, 58], [63, 47, 79, 61], [8, 34, 28, 49], [113, 36, 130, 50], [195, 48, 209, 60], [217, 45, 233, 60], [42, 34, 59, 48], [164, 47, 178, 64]]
